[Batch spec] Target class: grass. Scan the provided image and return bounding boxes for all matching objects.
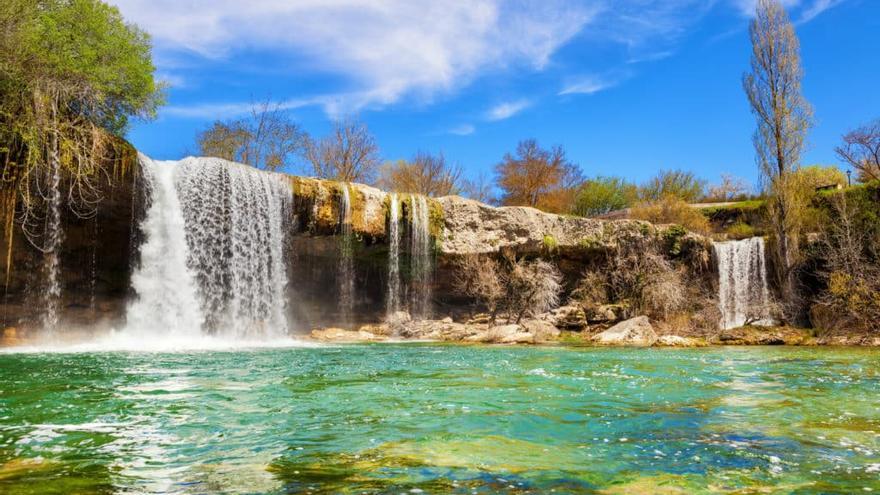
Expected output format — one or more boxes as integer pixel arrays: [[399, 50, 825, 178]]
[[697, 199, 765, 216]]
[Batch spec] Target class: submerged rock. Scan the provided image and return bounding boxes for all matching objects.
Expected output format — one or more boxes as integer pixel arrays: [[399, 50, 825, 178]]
[[592, 316, 657, 347], [715, 326, 813, 345], [655, 335, 708, 347]]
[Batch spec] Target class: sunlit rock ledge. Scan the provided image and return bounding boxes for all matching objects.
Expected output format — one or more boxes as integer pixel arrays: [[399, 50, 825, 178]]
[[286, 172, 713, 258]]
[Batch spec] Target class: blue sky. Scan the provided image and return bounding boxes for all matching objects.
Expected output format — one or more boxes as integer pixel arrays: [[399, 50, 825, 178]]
[[113, 0, 879, 189]]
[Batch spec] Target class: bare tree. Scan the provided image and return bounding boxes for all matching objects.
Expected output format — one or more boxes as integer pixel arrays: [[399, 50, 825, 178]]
[[817, 192, 880, 330], [196, 99, 304, 171], [302, 118, 380, 183], [377, 151, 463, 196], [452, 254, 562, 324], [452, 255, 505, 323], [506, 258, 563, 323], [706, 174, 751, 202], [742, 0, 813, 320], [835, 119, 880, 183], [460, 171, 496, 204]]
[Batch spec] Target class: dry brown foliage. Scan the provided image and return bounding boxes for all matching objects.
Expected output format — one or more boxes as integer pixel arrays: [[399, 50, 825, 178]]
[[453, 254, 562, 324], [495, 139, 582, 213], [630, 196, 711, 235], [302, 118, 380, 183], [377, 152, 463, 197]]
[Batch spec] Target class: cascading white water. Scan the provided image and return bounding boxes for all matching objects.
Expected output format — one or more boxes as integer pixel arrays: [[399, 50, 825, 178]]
[[386, 193, 401, 316], [715, 237, 773, 329], [408, 194, 432, 319], [40, 155, 63, 331], [125, 155, 292, 339], [125, 156, 204, 337], [338, 184, 354, 326]]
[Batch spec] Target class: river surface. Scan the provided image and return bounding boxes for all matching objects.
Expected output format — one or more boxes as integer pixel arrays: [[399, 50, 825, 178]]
[[1, 344, 878, 494]]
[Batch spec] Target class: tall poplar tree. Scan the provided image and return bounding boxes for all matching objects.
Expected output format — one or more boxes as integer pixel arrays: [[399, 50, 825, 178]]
[[743, 0, 813, 320]]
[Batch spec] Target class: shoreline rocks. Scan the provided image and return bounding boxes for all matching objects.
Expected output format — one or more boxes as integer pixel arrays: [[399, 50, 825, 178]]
[[306, 315, 878, 347]]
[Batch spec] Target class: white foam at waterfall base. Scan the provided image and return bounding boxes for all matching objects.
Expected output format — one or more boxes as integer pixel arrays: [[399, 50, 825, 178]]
[[715, 236, 774, 329]]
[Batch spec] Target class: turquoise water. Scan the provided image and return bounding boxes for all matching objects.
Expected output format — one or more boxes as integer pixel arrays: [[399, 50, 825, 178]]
[[1, 344, 879, 494]]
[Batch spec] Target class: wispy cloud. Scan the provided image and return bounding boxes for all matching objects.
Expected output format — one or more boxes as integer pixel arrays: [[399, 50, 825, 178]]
[[485, 99, 531, 121], [731, 0, 844, 22], [112, 0, 595, 115], [559, 77, 613, 96], [448, 123, 476, 136], [797, 0, 845, 22]]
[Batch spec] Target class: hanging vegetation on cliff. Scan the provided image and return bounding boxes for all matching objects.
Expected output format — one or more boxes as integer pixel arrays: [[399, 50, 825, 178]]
[[0, 0, 163, 245]]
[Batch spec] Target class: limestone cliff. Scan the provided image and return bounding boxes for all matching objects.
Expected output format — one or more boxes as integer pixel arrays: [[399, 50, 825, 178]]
[[2, 154, 714, 332]]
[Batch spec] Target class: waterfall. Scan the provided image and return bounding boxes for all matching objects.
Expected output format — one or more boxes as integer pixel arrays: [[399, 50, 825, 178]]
[[337, 184, 354, 326], [409, 194, 432, 319], [125, 155, 292, 339], [714, 237, 773, 330], [386, 193, 401, 316], [40, 156, 63, 331], [125, 156, 203, 337]]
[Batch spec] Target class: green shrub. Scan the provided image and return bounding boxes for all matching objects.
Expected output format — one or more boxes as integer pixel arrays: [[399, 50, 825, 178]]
[[725, 222, 756, 239]]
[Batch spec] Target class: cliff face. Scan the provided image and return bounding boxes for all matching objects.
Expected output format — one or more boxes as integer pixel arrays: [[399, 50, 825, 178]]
[[2, 155, 715, 333]]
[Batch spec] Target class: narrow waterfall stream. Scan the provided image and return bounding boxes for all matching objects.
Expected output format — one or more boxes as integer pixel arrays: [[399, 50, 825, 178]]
[[125, 156, 292, 339], [715, 237, 773, 329], [338, 184, 354, 326], [39, 156, 64, 331], [386, 193, 401, 316], [409, 194, 432, 319]]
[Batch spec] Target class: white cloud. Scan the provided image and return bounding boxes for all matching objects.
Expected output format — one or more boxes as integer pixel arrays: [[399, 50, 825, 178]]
[[485, 99, 531, 121], [797, 0, 845, 22], [115, 0, 846, 119], [112, 0, 595, 114], [559, 74, 622, 95], [448, 124, 476, 136], [731, 0, 843, 21]]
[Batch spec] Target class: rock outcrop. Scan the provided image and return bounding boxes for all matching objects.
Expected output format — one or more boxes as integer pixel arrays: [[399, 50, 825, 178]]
[[592, 316, 658, 347]]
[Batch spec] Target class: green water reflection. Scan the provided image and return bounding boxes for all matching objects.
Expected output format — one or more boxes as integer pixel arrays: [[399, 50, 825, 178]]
[[1, 345, 878, 493]]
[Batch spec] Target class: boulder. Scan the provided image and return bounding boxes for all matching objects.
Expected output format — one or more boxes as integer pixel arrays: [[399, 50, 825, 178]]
[[463, 324, 530, 344], [586, 304, 628, 324], [489, 324, 534, 344], [385, 311, 412, 334], [310, 327, 386, 342], [543, 305, 587, 329], [467, 313, 492, 325], [357, 323, 392, 336], [521, 319, 561, 343], [402, 319, 482, 341], [592, 316, 657, 347]]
